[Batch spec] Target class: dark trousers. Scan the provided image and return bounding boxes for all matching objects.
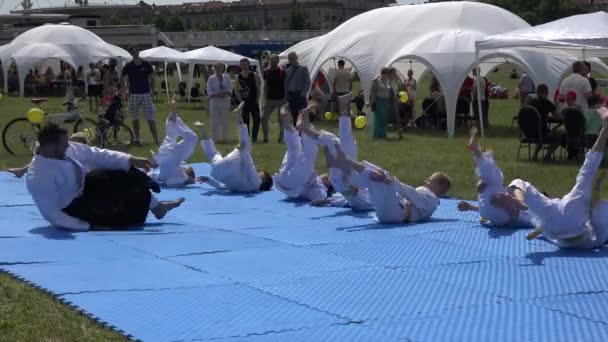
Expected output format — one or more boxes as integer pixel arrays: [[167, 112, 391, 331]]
[[287, 91, 308, 124], [63, 168, 158, 229], [473, 99, 490, 129], [242, 100, 261, 142]]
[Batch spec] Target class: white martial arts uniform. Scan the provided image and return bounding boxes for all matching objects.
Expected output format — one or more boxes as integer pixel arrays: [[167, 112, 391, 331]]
[[354, 161, 438, 224], [149, 116, 198, 187], [475, 151, 532, 226], [510, 151, 608, 248], [317, 116, 373, 211], [26, 142, 159, 231], [201, 123, 261, 192], [274, 129, 327, 201]]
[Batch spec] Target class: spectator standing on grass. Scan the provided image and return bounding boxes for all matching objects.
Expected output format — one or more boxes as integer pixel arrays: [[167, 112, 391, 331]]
[[235, 58, 261, 143], [262, 54, 285, 143], [560, 61, 592, 111], [121, 45, 159, 145], [369, 67, 392, 139], [333, 60, 352, 99], [86, 63, 101, 112], [206, 62, 233, 144], [284, 51, 311, 124]]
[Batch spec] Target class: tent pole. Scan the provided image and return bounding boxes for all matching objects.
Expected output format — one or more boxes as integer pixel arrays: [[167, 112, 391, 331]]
[[164, 61, 169, 103], [475, 49, 485, 138]]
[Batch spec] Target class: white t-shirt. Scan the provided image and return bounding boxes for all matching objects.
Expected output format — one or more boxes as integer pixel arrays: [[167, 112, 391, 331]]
[[333, 69, 351, 93], [86, 68, 100, 85], [560, 73, 592, 110]]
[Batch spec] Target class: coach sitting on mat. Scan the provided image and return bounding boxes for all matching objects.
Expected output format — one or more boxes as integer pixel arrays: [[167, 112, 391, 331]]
[[26, 123, 185, 231]]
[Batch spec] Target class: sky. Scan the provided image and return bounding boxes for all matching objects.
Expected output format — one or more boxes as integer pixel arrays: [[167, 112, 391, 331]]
[[0, 0, 428, 14]]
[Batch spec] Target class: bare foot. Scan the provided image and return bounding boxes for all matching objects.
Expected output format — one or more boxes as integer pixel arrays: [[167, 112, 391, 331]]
[[151, 197, 186, 219], [457, 201, 475, 212], [491, 192, 527, 217], [467, 127, 480, 152]]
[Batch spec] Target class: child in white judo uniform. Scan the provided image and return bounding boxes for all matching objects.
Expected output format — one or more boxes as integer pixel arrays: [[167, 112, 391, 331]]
[[299, 93, 373, 211], [328, 144, 452, 224], [148, 98, 198, 187], [197, 103, 273, 193], [506, 108, 608, 248], [273, 106, 331, 202], [457, 127, 532, 226]]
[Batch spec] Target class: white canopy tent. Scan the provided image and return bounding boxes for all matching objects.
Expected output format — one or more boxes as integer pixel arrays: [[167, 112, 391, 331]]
[[474, 11, 608, 135], [139, 46, 186, 101], [280, 2, 608, 136], [477, 12, 608, 57], [182, 46, 261, 102], [0, 23, 130, 97]]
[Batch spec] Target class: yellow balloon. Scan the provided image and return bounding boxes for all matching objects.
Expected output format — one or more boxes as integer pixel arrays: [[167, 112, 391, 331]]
[[27, 108, 44, 124], [398, 91, 407, 98], [324, 112, 333, 120], [354, 115, 367, 129], [399, 93, 409, 104]]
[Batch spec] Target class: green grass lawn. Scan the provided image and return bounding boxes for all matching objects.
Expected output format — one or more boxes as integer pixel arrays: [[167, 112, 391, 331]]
[[0, 65, 606, 339]]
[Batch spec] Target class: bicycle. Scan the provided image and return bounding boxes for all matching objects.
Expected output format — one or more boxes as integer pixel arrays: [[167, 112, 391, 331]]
[[96, 92, 134, 150], [2, 97, 99, 156]]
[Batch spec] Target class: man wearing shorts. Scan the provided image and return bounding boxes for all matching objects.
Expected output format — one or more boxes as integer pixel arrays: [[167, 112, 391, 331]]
[[86, 63, 101, 112], [121, 45, 158, 145]]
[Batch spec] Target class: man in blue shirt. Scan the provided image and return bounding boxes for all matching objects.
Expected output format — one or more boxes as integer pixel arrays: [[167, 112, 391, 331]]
[[121, 45, 158, 145]]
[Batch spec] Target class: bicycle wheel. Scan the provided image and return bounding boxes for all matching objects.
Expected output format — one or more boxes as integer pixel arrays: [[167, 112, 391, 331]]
[[73, 118, 104, 147], [2, 118, 40, 156], [103, 123, 134, 150]]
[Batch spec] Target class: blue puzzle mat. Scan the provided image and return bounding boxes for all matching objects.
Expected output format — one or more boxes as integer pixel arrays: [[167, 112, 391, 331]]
[[2, 163, 608, 341]]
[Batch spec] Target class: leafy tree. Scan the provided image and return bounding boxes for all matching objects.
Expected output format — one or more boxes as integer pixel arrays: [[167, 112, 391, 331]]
[[166, 15, 185, 31], [289, 9, 308, 30]]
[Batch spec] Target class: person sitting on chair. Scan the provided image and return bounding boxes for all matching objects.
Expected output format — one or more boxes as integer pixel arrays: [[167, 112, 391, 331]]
[[527, 84, 563, 161]]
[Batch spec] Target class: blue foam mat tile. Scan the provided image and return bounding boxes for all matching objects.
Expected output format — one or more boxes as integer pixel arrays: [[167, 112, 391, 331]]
[[259, 267, 506, 322], [533, 292, 608, 325], [109, 229, 279, 258], [417, 259, 608, 300], [309, 235, 501, 269], [424, 225, 553, 258], [212, 324, 389, 342], [0, 173, 34, 206], [0, 234, 149, 265], [61, 285, 347, 341], [170, 245, 374, 287], [365, 302, 608, 342], [234, 223, 387, 246], [3, 258, 231, 294], [176, 210, 278, 229]]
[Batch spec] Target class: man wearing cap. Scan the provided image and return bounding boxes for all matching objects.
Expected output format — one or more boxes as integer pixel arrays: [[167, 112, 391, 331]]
[[121, 45, 158, 145], [506, 106, 608, 248]]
